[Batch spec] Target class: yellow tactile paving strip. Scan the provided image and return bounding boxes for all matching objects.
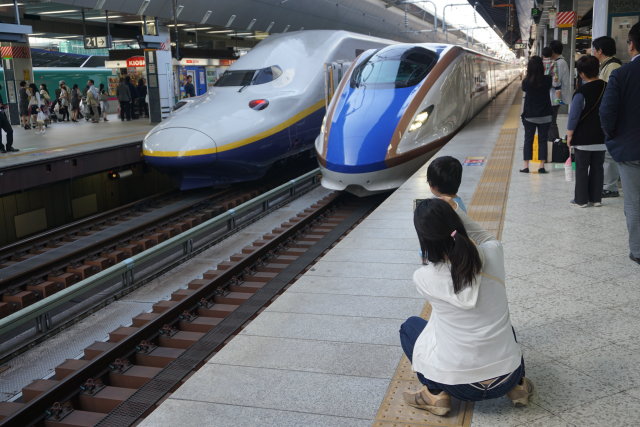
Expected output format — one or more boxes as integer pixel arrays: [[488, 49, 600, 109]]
[[373, 93, 521, 427]]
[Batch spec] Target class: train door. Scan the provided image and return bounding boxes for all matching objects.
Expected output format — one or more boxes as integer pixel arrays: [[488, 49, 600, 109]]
[[323, 61, 351, 109]]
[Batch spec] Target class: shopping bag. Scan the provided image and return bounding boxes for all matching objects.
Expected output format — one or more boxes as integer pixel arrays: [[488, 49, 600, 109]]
[[552, 139, 570, 163], [564, 156, 574, 181], [36, 110, 46, 124]]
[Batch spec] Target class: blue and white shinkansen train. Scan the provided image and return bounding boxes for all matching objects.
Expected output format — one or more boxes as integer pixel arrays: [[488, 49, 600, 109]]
[[316, 44, 521, 196], [143, 30, 393, 189]]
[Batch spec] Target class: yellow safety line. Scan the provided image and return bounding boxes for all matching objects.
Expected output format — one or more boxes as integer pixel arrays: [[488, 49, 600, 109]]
[[143, 99, 325, 157], [0, 131, 148, 159], [373, 91, 521, 427]]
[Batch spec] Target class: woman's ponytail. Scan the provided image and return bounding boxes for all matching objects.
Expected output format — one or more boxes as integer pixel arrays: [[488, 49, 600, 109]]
[[448, 230, 482, 293]]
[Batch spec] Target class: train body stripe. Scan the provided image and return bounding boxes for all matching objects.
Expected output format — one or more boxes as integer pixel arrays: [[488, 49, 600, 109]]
[[143, 99, 325, 158]]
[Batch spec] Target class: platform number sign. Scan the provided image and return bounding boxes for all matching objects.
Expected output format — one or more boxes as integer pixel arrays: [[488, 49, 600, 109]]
[[514, 43, 527, 49], [84, 36, 112, 49]]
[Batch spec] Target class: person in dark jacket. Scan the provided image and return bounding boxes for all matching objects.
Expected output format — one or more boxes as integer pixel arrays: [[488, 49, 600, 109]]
[[599, 22, 640, 265], [0, 87, 16, 153], [566, 55, 607, 208], [520, 56, 552, 173], [125, 76, 138, 119], [137, 78, 149, 118], [184, 75, 196, 98], [116, 78, 132, 121]]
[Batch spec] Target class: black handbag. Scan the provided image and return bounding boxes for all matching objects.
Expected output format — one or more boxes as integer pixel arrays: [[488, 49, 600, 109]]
[[551, 139, 570, 163]]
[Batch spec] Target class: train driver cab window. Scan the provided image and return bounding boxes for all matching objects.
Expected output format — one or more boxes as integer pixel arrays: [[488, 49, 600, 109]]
[[351, 46, 438, 89], [214, 66, 283, 87]]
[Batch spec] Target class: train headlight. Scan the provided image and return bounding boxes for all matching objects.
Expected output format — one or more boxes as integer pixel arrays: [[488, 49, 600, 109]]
[[249, 99, 269, 110], [408, 105, 434, 133]]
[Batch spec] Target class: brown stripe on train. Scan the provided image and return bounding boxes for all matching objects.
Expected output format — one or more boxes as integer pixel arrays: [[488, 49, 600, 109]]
[[318, 55, 363, 168], [385, 46, 464, 166]]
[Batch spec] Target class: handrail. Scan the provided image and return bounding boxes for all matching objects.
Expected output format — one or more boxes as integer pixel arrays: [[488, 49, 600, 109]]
[[0, 169, 320, 338]]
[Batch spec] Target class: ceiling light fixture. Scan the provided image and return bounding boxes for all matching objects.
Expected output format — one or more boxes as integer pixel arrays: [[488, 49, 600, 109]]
[[0, 2, 24, 6], [137, 0, 151, 16], [246, 18, 257, 30], [283, 24, 290, 32], [265, 21, 275, 32], [94, 0, 106, 9], [200, 10, 212, 24], [85, 15, 122, 20], [122, 20, 145, 24], [225, 14, 236, 27], [175, 4, 184, 18], [207, 29, 233, 34], [38, 9, 78, 15]]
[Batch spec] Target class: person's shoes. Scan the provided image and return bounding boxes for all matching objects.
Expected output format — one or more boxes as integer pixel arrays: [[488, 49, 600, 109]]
[[519, 168, 529, 173], [630, 254, 640, 265], [602, 190, 619, 198], [570, 200, 589, 208], [402, 386, 451, 416], [104, 118, 109, 121], [592, 202, 603, 207], [7, 147, 19, 152], [507, 377, 534, 407], [537, 168, 547, 174], [0, 147, 6, 153]]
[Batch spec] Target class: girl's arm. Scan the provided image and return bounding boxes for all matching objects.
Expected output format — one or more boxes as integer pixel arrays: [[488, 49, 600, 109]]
[[440, 197, 495, 245]]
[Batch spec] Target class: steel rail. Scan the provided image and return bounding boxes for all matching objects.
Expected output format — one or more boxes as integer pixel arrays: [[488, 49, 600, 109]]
[[0, 169, 320, 339]]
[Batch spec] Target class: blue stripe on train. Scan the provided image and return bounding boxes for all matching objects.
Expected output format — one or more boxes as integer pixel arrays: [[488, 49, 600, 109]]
[[325, 85, 417, 174], [145, 107, 326, 189]]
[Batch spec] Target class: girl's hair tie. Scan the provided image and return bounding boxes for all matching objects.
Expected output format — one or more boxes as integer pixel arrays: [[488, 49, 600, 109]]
[[450, 230, 457, 239]]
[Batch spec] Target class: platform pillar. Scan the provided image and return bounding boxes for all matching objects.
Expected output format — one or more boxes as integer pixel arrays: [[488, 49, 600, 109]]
[[1, 42, 33, 125], [145, 49, 162, 124]]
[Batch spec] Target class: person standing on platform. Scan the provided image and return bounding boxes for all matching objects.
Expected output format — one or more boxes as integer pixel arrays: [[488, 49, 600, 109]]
[[566, 55, 607, 208], [86, 80, 100, 123], [125, 76, 138, 119], [400, 198, 532, 416], [548, 40, 571, 144], [99, 83, 109, 122], [184, 75, 196, 98], [70, 84, 81, 122], [0, 87, 17, 153], [117, 78, 132, 121], [137, 78, 149, 118], [59, 83, 70, 122], [29, 83, 45, 134], [19, 80, 30, 130], [520, 56, 552, 174], [599, 22, 640, 265], [592, 36, 623, 199]]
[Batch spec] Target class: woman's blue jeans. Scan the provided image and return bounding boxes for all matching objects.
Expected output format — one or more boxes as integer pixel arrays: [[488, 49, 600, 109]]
[[399, 316, 525, 402]]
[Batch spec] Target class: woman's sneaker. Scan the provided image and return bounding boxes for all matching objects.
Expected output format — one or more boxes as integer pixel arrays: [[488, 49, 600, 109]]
[[506, 377, 534, 407], [403, 386, 451, 416]]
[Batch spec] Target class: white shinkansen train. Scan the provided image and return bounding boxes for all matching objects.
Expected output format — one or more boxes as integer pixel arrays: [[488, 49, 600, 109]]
[[316, 44, 521, 196], [142, 30, 393, 190]]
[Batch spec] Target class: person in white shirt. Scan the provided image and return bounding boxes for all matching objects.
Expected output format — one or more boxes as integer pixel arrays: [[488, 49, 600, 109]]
[[547, 40, 571, 144], [400, 197, 533, 416]]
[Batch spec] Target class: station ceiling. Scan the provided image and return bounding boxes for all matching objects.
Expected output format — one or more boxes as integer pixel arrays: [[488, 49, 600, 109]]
[[1, 0, 523, 50]]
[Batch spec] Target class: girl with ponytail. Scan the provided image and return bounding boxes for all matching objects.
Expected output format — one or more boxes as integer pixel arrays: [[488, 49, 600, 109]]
[[400, 197, 533, 416]]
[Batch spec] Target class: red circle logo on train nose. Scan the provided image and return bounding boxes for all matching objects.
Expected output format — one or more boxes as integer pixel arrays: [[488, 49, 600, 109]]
[[249, 99, 269, 111]]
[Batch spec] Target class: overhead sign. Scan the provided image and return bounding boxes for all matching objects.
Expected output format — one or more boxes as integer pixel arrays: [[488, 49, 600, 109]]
[[84, 35, 111, 49], [126, 56, 146, 68], [514, 43, 527, 49]]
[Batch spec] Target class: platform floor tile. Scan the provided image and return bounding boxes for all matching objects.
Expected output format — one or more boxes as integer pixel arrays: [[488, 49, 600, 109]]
[[211, 335, 400, 379], [141, 399, 372, 427], [168, 364, 389, 420]]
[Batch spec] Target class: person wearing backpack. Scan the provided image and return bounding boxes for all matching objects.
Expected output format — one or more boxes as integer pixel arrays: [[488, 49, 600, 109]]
[[566, 55, 607, 208], [592, 36, 623, 199]]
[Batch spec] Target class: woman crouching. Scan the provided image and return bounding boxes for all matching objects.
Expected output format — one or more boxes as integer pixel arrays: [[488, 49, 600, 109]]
[[400, 198, 532, 415]]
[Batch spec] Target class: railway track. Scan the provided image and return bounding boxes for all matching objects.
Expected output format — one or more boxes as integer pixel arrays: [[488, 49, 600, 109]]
[[0, 191, 385, 426], [0, 165, 317, 323]]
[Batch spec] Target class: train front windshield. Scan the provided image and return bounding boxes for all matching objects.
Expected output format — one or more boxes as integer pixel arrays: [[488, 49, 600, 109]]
[[351, 46, 438, 89], [214, 66, 283, 87]]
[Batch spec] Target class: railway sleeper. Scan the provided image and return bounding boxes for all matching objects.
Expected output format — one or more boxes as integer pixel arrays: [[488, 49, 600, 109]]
[[0, 192, 357, 424]]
